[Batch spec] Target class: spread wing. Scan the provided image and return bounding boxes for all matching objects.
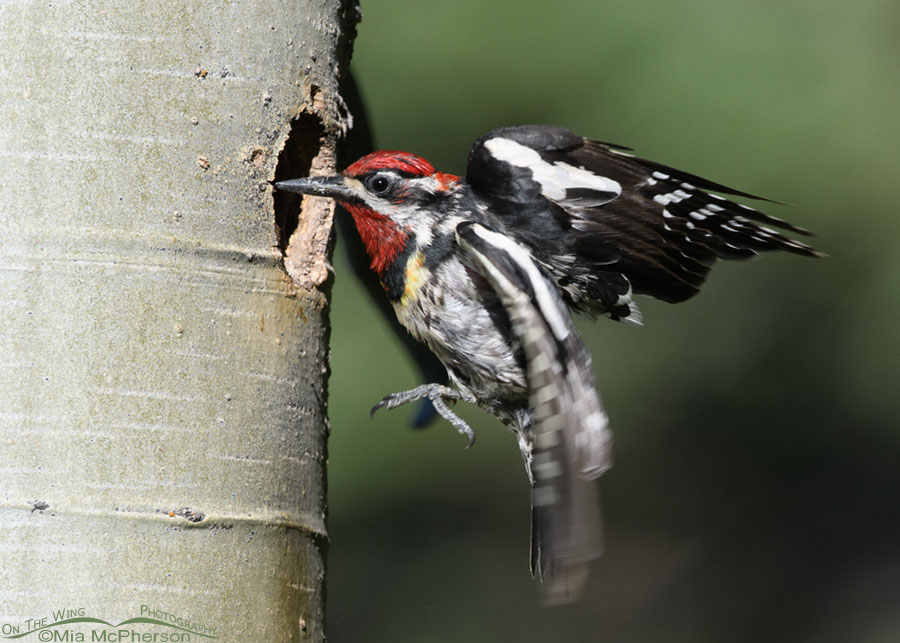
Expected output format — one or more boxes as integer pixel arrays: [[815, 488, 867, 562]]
[[455, 221, 610, 605], [466, 125, 822, 320]]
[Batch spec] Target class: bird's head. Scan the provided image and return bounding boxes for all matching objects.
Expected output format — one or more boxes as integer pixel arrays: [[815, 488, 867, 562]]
[[276, 150, 459, 275]]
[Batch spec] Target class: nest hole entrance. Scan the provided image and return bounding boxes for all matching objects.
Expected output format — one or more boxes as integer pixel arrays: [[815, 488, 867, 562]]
[[273, 112, 327, 256]]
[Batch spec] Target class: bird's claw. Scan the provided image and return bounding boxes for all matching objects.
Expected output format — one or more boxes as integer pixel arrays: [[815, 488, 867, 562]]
[[370, 397, 392, 418], [369, 384, 477, 448]]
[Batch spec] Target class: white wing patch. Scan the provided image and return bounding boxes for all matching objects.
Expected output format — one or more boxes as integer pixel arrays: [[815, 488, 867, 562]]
[[484, 137, 621, 202], [467, 225, 572, 342]]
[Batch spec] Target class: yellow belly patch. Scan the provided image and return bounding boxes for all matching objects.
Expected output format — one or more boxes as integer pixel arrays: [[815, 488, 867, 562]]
[[401, 251, 428, 305]]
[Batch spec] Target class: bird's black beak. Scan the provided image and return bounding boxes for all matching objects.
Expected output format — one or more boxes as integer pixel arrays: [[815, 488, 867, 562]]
[[274, 176, 352, 200]]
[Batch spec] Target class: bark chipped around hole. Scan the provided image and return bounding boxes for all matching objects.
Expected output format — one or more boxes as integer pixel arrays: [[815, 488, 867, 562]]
[[274, 89, 340, 292], [283, 144, 336, 289]]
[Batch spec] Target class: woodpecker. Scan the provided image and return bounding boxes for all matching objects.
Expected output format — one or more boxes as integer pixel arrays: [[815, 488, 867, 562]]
[[276, 125, 821, 604]]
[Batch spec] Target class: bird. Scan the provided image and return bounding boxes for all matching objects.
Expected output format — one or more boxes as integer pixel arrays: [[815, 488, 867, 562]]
[[276, 124, 821, 604]]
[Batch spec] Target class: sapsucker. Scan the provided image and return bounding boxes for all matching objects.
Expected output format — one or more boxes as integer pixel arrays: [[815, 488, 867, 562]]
[[276, 125, 821, 604]]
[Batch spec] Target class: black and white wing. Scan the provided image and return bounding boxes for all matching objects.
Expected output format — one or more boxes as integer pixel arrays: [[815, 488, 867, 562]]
[[466, 125, 822, 320], [455, 221, 610, 605]]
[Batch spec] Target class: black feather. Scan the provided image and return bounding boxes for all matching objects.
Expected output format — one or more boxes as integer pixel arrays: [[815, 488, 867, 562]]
[[465, 125, 822, 310]]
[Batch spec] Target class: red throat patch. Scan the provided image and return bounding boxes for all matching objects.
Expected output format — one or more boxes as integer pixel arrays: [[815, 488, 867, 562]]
[[343, 203, 410, 275]]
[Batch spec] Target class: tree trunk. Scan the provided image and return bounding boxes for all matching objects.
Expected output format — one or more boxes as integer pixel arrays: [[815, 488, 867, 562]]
[[0, 2, 356, 641]]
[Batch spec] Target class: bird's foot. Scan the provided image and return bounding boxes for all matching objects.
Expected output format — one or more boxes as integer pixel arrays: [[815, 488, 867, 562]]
[[371, 383, 477, 448]]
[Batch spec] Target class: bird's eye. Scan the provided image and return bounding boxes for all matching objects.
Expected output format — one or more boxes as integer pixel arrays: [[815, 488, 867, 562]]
[[366, 174, 392, 195]]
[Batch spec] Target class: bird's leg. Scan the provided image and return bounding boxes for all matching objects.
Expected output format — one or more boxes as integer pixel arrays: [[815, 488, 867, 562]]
[[371, 383, 477, 447]]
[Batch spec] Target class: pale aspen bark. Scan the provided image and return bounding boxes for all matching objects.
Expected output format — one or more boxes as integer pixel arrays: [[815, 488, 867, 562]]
[[0, 1, 357, 640]]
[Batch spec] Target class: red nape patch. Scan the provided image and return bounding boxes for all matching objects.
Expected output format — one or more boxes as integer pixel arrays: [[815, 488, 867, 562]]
[[434, 171, 460, 190], [343, 202, 410, 275], [344, 151, 435, 177]]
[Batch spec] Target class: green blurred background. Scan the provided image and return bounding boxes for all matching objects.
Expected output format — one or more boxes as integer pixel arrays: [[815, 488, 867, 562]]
[[325, 1, 899, 641]]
